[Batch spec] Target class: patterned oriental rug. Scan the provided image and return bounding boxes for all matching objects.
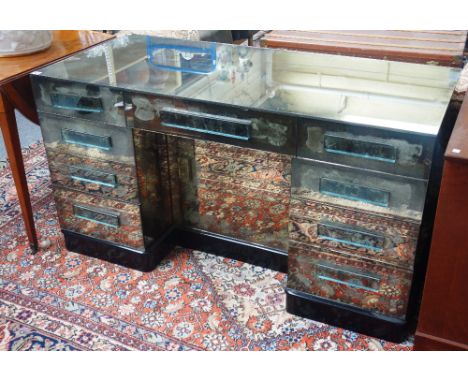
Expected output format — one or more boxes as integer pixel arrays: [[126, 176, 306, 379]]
[[0, 143, 412, 351]]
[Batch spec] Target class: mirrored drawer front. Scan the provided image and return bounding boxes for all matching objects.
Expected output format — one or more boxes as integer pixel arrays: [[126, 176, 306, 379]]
[[53, 188, 144, 250], [288, 244, 412, 319], [289, 199, 419, 269], [47, 150, 138, 204], [297, 118, 435, 179], [31, 77, 126, 127], [125, 93, 296, 155], [291, 158, 427, 220], [73, 204, 120, 228], [161, 107, 251, 141], [39, 113, 135, 165]]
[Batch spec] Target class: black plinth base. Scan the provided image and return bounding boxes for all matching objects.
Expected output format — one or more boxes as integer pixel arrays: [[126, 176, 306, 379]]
[[62, 227, 288, 273], [168, 227, 288, 273], [285, 288, 410, 343], [62, 229, 173, 272], [63, 228, 410, 342]]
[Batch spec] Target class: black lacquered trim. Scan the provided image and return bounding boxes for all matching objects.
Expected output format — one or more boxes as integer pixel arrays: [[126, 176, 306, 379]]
[[285, 287, 409, 343], [403, 99, 462, 333], [62, 229, 173, 272], [63, 226, 288, 273], [168, 227, 288, 273]]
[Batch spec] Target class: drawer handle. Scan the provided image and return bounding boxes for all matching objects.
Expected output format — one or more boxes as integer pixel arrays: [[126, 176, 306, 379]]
[[317, 222, 385, 251], [319, 178, 390, 207], [69, 166, 117, 188], [62, 129, 112, 151], [324, 134, 397, 163], [316, 263, 381, 292], [72, 204, 120, 228], [160, 107, 251, 141], [51, 93, 103, 113]]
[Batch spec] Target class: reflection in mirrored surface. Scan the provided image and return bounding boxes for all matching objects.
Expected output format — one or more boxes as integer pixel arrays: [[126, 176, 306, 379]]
[[174, 138, 291, 251], [38, 34, 461, 135]]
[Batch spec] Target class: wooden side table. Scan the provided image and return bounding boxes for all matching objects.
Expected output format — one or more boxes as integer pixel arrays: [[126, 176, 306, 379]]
[[413, 92, 468, 351], [0, 30, 113, 250]]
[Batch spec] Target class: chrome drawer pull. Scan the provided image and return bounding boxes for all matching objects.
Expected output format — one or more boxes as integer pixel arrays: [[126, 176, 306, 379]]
[[319, 178, 390, 207], [62, 129, 112, 151], [316, 263, 381, 292], [160, 107, 251, 141], [317, 222, 385, 251], [51, 93, 103, 113], [72, 204, 120, 228], [324, 134, 397, 163], [69, 166, 117, 188]]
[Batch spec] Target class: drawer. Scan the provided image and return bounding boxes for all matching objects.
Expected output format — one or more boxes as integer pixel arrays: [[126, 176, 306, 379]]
[[47, 150, 138, 204], [53, 188, 144, 250], [39, 113, 135, 165], [297, 118, 435, 179], [289, 198, 419, 269], [125, 93, 297, 155], [291, 158, 427, 221], [31, 77, 126, 127], [287, 243, 412, 319]]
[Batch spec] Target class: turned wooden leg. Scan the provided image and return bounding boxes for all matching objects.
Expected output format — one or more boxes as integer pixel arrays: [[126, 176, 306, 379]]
[[0, 89, 38, 251]]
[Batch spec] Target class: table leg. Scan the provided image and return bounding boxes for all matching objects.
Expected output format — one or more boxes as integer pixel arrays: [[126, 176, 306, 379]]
[[0, 90, 38, 251]]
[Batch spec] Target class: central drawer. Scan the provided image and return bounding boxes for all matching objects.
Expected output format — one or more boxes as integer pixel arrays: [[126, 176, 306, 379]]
[[125, 93, 297, 155]]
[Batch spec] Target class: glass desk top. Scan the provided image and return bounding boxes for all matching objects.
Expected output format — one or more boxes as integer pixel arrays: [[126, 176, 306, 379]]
[[35, 34, 462, 135]]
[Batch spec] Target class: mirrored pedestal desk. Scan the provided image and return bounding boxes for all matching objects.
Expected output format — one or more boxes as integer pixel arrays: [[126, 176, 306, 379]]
[[31, 35, 461, 342]]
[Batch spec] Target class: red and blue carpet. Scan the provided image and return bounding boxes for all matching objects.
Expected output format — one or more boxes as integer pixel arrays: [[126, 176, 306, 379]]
[[0, 143, 412, 350]]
